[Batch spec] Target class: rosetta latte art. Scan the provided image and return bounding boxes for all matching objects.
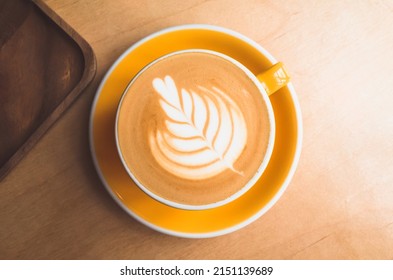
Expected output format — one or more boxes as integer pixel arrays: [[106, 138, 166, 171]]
[[149, 75, 247, 180]]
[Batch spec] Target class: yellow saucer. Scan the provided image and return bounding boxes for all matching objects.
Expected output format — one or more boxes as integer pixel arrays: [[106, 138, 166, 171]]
[[89, 25, 302, 238]]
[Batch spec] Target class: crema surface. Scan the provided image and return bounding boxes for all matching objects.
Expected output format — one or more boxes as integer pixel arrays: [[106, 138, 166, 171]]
[[117, 51, 273, 207]]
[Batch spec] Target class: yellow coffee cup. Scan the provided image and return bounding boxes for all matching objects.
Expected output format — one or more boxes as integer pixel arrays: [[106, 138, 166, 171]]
[[115, 48, 290, 210]]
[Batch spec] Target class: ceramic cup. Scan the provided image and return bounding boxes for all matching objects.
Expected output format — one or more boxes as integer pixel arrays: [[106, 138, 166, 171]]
[[115, 48, 289, 210]]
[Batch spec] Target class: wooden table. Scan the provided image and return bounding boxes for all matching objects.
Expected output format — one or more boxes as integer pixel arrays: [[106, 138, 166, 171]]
[[1, 0, 393, 259]]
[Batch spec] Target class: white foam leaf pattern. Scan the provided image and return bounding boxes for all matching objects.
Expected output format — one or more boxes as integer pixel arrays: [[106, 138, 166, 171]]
[[150, 75, 247, 180]]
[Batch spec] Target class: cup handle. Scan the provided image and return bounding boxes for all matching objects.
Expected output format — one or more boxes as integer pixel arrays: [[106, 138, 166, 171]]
[[256, 62, 290, 96]]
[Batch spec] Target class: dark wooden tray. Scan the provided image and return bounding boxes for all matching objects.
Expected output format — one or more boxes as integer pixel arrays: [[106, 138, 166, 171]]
[[0, 0, 96, 180]]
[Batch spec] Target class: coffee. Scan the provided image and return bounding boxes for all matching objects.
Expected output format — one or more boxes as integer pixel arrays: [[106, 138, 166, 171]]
[[116, 50, 274, 208]]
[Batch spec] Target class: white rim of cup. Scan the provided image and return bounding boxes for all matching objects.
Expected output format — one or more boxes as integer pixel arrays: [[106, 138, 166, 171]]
[[89, 24, 303, 238], [114, 49, 276, 210]]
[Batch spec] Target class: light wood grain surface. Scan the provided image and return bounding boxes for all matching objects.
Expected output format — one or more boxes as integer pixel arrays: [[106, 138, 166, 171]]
[[1, 0, 393, 259]]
